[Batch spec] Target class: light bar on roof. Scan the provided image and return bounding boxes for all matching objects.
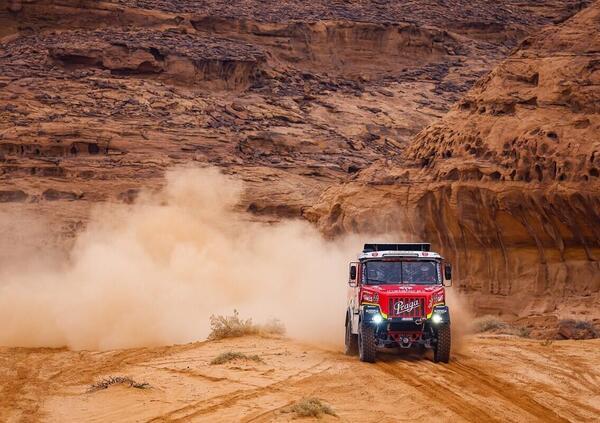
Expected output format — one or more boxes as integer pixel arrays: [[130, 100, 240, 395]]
[[363, 243, 431, 253], [382, 252, 419, 257]]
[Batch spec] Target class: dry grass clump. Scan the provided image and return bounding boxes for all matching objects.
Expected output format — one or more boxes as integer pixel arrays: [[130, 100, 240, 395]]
[[571, 320, 598, 336], [558, 319, 598, 339], [259, 318, 286, 336], [88, 376, 150, 392], [472, 315, 508, 333], [210, 351, 264, 365], [517, 326, 531, 338], [208, 310, 257, 340], [472, 315, 530, 337], [208, 310, 285, 340], [289, 397, 336, 418]]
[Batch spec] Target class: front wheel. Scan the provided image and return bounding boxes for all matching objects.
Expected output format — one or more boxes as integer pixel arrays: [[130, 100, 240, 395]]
[[345, 316, 358, 356], [358, 322, 377, 363], [433, 324, 451, 363]]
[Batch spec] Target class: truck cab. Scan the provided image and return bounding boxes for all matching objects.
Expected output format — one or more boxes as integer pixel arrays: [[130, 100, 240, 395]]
[[345, 243, 452, 363]]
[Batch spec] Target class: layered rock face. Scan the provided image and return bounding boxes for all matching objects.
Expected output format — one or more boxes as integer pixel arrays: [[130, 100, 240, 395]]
[[1, 1, 597, 319], [2, 0, 582, 244], [311, 3, 600, 318], [1, 1, 587, 237]]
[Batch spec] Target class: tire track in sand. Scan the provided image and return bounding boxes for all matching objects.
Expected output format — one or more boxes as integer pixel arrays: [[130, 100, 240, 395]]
[[449, 360, 571, 423], [377, 356, 571, 423], [376, 361, 502, 423], [146, 360, 332, 422]]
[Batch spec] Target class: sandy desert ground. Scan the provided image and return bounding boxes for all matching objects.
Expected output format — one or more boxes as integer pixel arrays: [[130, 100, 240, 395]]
[[1, 1, 600, 422], [1, 334, 599, 422]]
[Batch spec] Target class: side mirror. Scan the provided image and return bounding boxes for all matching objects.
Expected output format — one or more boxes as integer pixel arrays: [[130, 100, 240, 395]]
[[443, 264, 452, 287], [349, 263, 358, 287]]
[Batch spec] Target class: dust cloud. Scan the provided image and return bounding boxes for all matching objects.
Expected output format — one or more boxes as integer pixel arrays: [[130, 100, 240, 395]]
[[0, 167, 472, 351], [0, 167, 360, 350], [445, 289, 473, 352]]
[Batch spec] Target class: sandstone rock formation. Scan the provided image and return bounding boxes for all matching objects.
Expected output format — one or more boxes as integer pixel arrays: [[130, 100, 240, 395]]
[[1, 1, 597, 320], [0, 0, 587, 242], [310, 2, 600, 318]]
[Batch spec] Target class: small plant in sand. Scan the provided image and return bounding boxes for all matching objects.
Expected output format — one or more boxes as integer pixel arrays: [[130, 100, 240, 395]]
[[208, 310, 285, 340], [517, 326, 531, 338], [570, 319, 598, 337], [558, 319, 599, 339], [210, 351, 264, 365], [288, 397, 337, 418], [208, 310, 258, 340], [541, 339, 554, 347], [472, 315, 531, 337], [472, 315, 508, 333], [88, 376, 150, 392], [259, 318, 286, 337]]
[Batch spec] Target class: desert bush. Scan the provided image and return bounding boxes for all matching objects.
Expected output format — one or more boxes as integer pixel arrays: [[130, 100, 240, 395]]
[[88, 376, 150, 392], [472, 315, 508, 333], [208, 310, 257, 340], [210, 351, 264, 365], [259, 318, 286, 336], [471, 315, 531, 337], [289, 397, 336, 418], [558, 319, 598, 339], [208, 310, 285, 340], [573, 320, 598, 334]]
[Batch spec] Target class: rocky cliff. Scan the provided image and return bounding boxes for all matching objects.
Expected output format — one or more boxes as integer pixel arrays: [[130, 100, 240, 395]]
[[310, 2, 600, 319], [1, 1, 597, 319], [1, 0, 587, 237]]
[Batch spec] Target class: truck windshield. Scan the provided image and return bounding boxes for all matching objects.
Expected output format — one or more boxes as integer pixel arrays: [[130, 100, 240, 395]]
[[363, 260, 439, 285]]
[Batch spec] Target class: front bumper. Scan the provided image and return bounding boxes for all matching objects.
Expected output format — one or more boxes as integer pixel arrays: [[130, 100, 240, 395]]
[[362, 304, 450, 325]]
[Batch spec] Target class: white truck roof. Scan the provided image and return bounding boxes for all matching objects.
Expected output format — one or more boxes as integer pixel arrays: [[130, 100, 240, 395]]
[[358, 250, 442, 261]]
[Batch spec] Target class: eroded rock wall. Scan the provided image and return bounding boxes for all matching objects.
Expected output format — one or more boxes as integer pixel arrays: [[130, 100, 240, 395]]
[[1, 0, 597, 317], [310, 3, 600, 317]]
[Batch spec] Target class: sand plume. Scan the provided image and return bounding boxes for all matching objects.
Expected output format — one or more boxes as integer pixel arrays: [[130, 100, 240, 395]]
[[0, 167, 358, 349]]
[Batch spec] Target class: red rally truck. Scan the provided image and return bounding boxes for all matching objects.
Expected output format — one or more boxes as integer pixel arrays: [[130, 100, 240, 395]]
[[345, 243, 453, 363]]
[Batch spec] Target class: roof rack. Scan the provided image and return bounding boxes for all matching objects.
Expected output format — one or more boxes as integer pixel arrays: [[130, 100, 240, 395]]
[[362, 243, 431, 253]]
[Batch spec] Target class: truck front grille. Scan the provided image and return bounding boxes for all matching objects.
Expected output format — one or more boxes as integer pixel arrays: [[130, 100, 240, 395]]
[[389, 297, 425, 318]]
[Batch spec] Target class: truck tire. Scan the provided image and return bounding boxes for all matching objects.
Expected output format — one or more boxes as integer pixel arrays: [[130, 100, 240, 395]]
[[358, 322, 377, 363], [433, 324, 451, 363], [345, 317, 358, 356]]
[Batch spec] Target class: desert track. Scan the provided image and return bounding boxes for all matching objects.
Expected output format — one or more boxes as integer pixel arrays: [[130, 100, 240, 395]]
[[1, 335, 599, 422]]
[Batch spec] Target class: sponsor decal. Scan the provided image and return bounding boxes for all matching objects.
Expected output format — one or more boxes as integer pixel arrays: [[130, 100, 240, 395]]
[[362, 291, 379, 303], [393, 299, 421, 315], [433, 291, 444, 304]]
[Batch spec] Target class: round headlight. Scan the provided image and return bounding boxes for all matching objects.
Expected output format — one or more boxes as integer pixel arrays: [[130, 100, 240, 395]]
[[372, 314, 384, 324], [432, 314, 443, 324]]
